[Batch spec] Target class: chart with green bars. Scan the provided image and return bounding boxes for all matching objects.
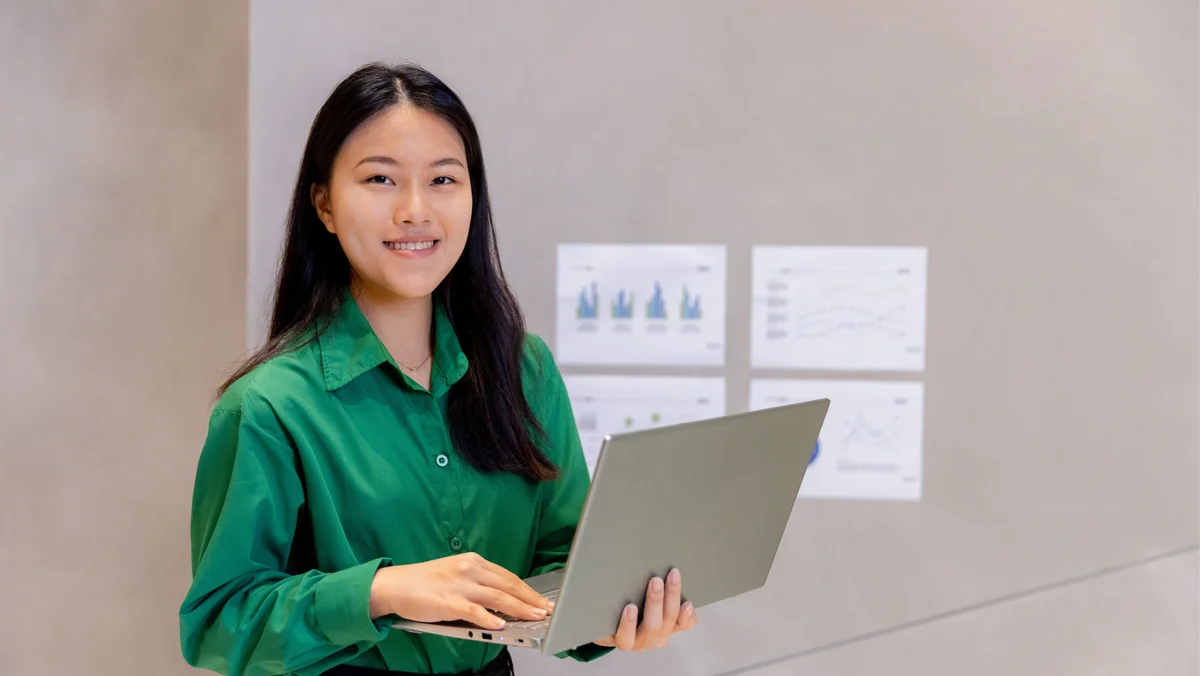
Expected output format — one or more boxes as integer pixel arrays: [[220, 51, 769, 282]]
[[561, 374, 727, 476], [556, 244, 726, 366]]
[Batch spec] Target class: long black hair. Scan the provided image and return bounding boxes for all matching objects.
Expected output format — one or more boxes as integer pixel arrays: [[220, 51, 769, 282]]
[[219, 62, 557, 482]]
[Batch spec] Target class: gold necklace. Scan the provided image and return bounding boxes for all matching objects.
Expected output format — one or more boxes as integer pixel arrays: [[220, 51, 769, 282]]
[[396, 353, 432, 372]]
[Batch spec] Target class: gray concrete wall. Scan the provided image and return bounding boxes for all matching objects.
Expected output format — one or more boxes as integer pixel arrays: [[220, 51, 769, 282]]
[[4, 1, 1191, 674], [0, 2, 248, 674], [249, 2, 1198, 673]]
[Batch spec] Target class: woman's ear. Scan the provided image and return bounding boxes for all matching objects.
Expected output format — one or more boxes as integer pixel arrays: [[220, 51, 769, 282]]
[[311, 183, 335, 234]]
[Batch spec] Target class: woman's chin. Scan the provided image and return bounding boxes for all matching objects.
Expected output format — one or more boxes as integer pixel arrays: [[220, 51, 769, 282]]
[[353, 277, 443, 305], [383, 280, 444, 303]]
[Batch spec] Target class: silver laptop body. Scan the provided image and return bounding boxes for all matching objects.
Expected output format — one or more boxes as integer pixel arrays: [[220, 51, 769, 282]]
[[392, 397, 830, 655]]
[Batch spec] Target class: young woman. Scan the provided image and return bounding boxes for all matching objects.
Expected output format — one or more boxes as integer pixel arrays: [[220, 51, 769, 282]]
[[178, 63, 697, 676]]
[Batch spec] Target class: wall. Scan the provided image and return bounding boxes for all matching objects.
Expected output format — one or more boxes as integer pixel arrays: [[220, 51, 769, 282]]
[[4, 1, 1188, 675], [250, 2, 1198, 674], [0, 1, 248, 674]]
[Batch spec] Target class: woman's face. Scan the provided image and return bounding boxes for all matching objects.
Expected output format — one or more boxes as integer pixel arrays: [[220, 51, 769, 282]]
[[313, 104, 472, 304]]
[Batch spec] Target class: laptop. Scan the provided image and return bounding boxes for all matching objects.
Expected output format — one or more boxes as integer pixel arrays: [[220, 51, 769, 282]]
[[392, 397, 830, 655]]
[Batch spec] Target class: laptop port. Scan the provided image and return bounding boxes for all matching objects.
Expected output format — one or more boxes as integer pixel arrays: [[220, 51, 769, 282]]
[[481, 633, 493, 641]]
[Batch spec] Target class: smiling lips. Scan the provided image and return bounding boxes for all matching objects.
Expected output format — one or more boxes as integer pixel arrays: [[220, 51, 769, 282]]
[[384, 239, 439, 258]]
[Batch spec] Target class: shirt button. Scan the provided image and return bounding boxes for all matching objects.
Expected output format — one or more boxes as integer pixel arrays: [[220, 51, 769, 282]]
[[450, 537, 463, 551], [435, 454, 449, 467]]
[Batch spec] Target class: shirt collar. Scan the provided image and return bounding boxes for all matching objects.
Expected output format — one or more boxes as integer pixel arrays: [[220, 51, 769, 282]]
[[318, 291, 469, 394]]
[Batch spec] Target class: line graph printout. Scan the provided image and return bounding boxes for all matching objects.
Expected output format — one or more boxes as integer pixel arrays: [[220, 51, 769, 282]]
[[562, 375, 726, 476], [556, 244, 726, 366], [751, 246, 927, 371], [749, 379, 924, 501]]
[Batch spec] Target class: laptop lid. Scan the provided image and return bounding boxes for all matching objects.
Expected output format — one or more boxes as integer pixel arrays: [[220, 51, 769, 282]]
[[540, 398, 830, 655]]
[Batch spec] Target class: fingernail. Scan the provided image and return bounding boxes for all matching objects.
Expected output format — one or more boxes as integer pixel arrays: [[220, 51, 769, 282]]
[[652, 577, 664, 593], [546, 600, 556, 609], [532, 608, 547, 617], [685, 603, 694, 616], [669, 568, 681, 583], [625, 604, 637, 618]]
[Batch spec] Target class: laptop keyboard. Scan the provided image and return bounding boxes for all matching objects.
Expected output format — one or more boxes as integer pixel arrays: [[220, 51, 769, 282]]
[[495, 589, 558, 629]]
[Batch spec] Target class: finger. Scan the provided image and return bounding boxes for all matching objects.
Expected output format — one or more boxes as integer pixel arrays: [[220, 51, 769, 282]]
[[471, 586, 550, 622], [457, 554, 550, 612], [615, 604, 638, 651], [472, 559, 555, 611], [460, 601, 506, 631], [638, 576, 665, 646], [661, 569, 683, 634], [675, 602, 698, 631]]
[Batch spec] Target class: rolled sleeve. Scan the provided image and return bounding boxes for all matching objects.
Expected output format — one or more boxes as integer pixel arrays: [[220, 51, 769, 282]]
[[314, 557, 394, 646]]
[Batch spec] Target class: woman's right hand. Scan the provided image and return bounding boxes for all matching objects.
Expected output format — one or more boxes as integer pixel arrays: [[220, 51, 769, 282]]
[[368, 552, 554, 630]]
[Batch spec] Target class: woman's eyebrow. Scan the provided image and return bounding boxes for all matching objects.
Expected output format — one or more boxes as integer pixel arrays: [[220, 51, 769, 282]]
[[353, 156, 465, 169], [354, 155, 398, 168]]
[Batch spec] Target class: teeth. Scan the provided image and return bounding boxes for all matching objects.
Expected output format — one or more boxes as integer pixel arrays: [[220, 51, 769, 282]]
[[385, 241, 436, 251]]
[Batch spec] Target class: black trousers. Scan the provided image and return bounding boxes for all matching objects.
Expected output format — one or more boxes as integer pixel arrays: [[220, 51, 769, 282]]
[[322, 649, 514, 676]]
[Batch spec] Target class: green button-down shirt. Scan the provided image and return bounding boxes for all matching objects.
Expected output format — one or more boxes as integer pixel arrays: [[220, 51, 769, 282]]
[[179, 295, 611, 674]]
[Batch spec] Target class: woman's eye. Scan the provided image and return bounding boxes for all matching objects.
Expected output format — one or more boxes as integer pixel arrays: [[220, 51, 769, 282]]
[[431, 176, 456, 186], [366, 175, 392, 185]]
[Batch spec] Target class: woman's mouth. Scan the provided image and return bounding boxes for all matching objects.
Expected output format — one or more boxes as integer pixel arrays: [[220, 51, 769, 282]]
[[384, 240, 438, 252], [384, 239, 440, 259]]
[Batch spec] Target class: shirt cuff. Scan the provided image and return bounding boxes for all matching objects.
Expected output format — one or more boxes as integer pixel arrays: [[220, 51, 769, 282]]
[[557, 642, 616, 662], [313, 557, 394, 646]]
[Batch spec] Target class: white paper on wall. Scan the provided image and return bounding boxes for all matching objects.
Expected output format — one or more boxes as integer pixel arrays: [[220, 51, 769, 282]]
[[749, 378, 925, 501], [561, 374, 726, 476], [556, 244, 726, 366], [751, 246, 928, 371]]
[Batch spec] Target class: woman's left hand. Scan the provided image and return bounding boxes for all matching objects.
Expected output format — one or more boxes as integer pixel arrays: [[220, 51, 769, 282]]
[[593, 568, 698, 651]]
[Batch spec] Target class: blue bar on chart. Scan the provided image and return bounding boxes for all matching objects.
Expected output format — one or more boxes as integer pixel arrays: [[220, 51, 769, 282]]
[[611, 289, 634, 319], [646, 282, 668, 320], [575, 282, 599, 320], [680, 285, 702, 320]]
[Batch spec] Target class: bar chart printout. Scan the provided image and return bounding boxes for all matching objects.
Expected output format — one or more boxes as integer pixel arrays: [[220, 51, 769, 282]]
[[556, 244, 727, 366]]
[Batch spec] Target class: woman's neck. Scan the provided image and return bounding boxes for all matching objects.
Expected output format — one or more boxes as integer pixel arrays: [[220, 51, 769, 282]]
[[351, 282, 435, 369]]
